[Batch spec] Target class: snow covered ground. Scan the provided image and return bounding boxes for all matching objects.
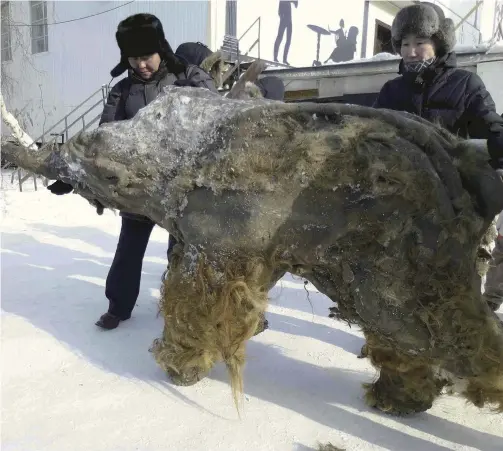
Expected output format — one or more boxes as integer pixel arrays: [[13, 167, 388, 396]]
[[1, 170, 502, 451]]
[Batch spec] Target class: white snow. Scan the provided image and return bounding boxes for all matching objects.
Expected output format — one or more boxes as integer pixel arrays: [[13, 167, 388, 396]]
[[485, 40, 503, 55], [264, 41, 503, 72], [263, 53, 401, 71], [2, 169, 503, 451], [321, 53, 401, 66], [453, 40, 503, 54]]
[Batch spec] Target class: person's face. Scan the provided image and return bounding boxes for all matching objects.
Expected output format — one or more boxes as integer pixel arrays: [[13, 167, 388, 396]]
[[128, 53, 161, 79], [400, 34, 436, 62]]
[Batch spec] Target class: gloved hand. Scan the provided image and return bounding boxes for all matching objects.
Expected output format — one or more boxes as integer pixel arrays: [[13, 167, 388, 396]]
[[173, 79, 200, 88], [92, 199, 105, 215], [47, 180, 73, 195]]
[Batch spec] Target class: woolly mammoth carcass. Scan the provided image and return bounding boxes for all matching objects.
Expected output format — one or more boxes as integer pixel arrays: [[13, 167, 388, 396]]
[[3, 85, 503, 416]]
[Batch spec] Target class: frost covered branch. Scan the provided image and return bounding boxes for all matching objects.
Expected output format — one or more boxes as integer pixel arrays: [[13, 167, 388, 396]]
[[0, 92, 38, 150]]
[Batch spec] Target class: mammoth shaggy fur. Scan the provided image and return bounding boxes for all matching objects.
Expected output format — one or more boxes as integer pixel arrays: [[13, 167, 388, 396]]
[[3, 83, 503, 423]]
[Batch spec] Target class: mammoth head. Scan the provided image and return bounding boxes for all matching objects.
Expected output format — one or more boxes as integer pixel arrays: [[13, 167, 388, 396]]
[[200, 51, 230, 88]]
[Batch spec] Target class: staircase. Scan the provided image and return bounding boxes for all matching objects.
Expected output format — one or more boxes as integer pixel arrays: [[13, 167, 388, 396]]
[[221, 34, 240, 62], [2, 84, 111, 192], [491, 1, 503, 44], [218, 16, 290, 88]]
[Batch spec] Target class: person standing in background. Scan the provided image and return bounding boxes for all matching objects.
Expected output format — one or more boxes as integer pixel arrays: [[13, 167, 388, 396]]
[[373, 2, 503, 312]]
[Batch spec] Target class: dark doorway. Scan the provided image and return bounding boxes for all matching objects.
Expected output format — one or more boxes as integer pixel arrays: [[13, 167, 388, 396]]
[[373, 19, 394, 55]]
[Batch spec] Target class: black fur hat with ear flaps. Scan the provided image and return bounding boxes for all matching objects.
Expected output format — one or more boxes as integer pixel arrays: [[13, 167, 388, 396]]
[[110, 13, 183, 78], [391, 2, 456, 56]]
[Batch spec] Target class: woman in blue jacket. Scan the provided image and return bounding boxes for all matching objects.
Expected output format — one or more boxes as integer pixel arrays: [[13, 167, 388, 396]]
[[49, 14, 217, 329], [97, 14, 217, 329], [373, 2, 503, 170]]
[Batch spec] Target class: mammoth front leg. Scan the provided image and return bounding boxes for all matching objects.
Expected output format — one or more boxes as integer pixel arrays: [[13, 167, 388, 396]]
[[150, 250, 271, 404], [362, 333, 447, 415], [150, 254, 218, 386]]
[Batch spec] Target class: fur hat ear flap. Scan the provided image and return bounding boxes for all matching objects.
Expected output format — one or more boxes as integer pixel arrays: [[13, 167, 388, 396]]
[[432, 16, 456, 56], [110, 56, 129, 78], [391, 2, 456, 56]]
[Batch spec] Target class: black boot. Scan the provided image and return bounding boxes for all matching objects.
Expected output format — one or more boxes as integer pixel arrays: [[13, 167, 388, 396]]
[[95, 312, 131, 330]]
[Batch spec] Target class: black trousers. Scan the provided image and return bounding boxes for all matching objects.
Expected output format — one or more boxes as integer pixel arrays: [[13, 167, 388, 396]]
[[105, 217, 180, 318], [105, 217, 155, 318]]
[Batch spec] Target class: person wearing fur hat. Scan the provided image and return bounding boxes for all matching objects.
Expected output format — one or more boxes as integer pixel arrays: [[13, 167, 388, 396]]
[[373, 2, 503, 171], [373, 3, 503, 314], [47, 13, 215, 330], [95, 14, 218, 330]]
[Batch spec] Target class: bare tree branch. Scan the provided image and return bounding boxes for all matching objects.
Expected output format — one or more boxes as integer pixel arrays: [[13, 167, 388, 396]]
[[0, 91, 37, 150], [1, 2, 47, 135]]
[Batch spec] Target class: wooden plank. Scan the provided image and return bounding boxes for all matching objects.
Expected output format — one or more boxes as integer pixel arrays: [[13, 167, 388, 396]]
[[284, 89, 319, 101]]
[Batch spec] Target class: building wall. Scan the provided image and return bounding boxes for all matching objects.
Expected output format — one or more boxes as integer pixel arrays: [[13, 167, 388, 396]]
[[1, 0, 210, 139], [2, 0, 497, 141], [235, 0, 369, 66], [363, 1, 402, 58], [209, 0, 228, 51], [229, 0, 492, 66], [477, 60, 503, 112], [231, 1, 424, 66]]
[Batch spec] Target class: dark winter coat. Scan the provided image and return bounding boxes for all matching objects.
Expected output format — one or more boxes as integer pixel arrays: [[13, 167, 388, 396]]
[[99, 62, 217, 221], [100, 63, 216, 124], [373, 52, 503, 167], [255, 76, 285, 101]]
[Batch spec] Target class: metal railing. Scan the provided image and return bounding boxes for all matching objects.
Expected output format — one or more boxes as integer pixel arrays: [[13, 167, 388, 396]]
[[490, 1, 503, 44], [3, 84, 110, 191], [238, 15, 261, 59], [433, 0, 483, 44], [453, 0, 483, 45], [220, 16, 262, 85]]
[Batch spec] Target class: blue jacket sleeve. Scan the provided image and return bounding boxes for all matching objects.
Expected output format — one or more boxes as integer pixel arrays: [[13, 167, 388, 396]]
[[99, 79, 128, 126], [186, 65, 219, 93], [373, 81, 393, 109]]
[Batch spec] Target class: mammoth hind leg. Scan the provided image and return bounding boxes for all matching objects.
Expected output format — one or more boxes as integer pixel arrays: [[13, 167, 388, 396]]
[[462, 375, 503, 412], [363, 333, 447, 415], [150, 251, 271, 406]]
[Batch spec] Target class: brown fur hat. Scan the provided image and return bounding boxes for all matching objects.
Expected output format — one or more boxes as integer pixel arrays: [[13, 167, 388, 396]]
[[391, 2, 456, 56]]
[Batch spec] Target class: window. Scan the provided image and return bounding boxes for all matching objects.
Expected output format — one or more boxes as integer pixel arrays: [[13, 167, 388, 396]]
[[373, 19, 393, 55], [1, 1, 12, 61], [30, 1, 48, 54]]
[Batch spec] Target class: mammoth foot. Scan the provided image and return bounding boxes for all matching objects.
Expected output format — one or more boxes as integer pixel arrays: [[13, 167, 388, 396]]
[[364, 380, 433, 415], [357, 344, 368, 359], [253, 312, 269, 336], [462, 376, 503, 412], [166, 366, 210, 387], [364, 366, 446, 415]]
